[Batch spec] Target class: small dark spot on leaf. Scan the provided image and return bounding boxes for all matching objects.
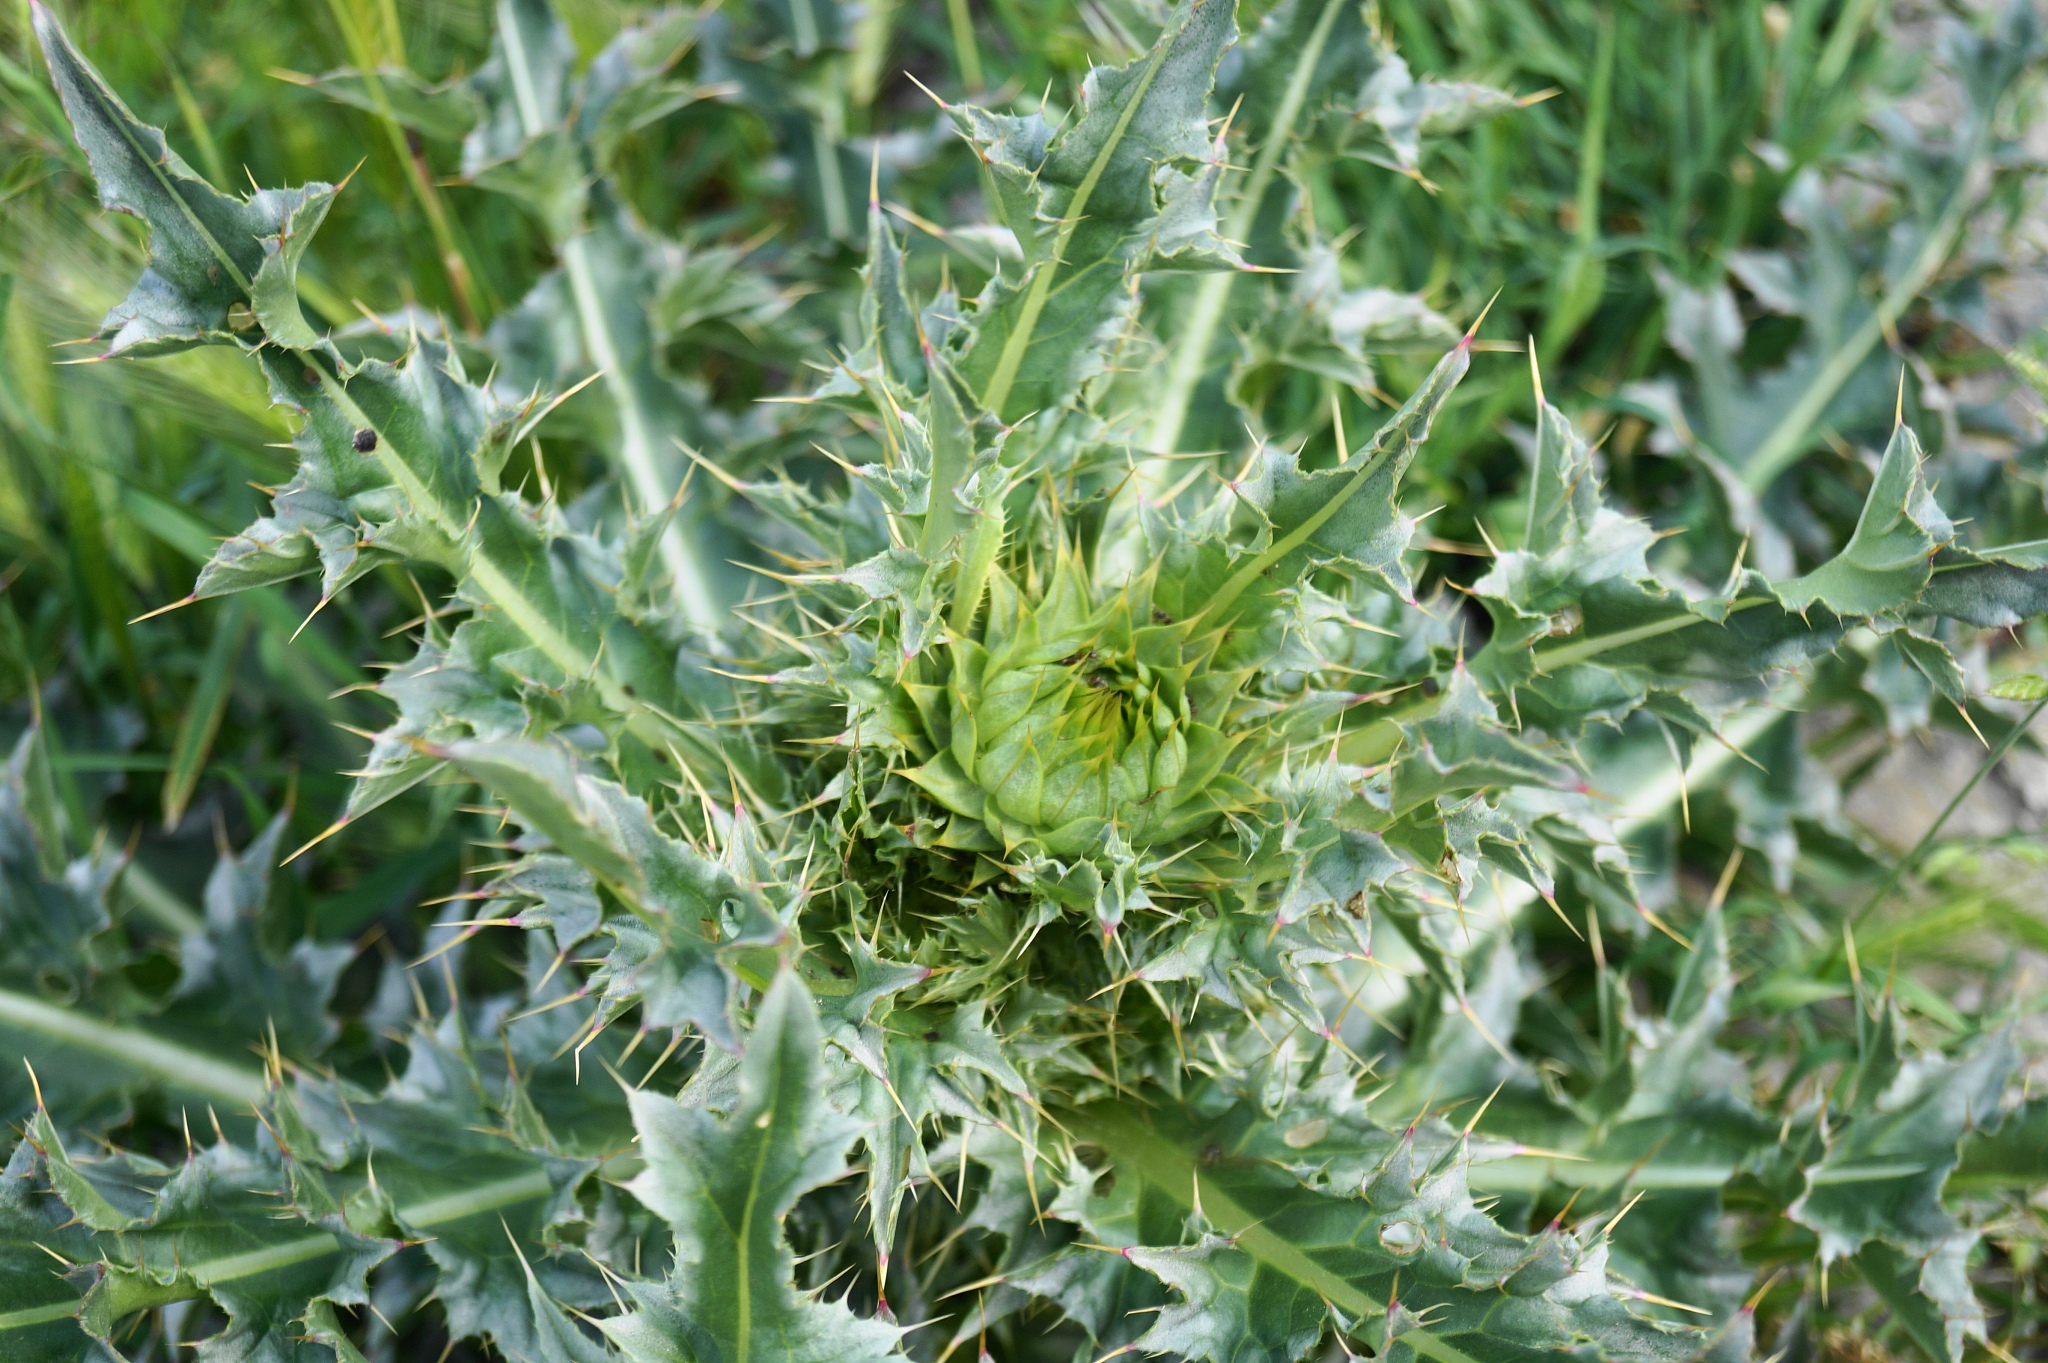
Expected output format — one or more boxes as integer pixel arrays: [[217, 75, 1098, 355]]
[[302, 367, 321, 386], [830, 964, 849, 978], [1421, 675, 1441, 698], [923, 1030, 942, 1042], [1152, 610, 1173, 624], [351, 428, 378, 453], [622, 684, 637, 697], [1199, 1142, 1223, 1167], [35, 965, 77, 1001]]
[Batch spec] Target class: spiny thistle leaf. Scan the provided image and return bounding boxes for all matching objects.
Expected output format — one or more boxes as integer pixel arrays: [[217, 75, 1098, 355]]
[[444, 738, 785, 1046], [1072, 1097, 1744, 1363], [951, 0, 1242, 421], [0, 731, 337, 1131], [0, 939, 626, 1361], [26, 1107, 397, 1360], [31, 0, 333, 357], [0, 1136, 124, 1363], [603, 971, 909, 1363]]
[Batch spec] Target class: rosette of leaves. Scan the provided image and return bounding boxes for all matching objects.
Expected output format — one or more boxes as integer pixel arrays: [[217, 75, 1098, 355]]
[[737, 0, 2048, 1104], [897, 549, 1267, 865]]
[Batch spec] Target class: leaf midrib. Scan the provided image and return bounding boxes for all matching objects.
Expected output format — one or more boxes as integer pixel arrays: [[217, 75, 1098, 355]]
[[1529, 596, 1770, 673], [0, 1165, 557, 1335], [738, 1125, 771, 1363], [1075, 1105, 1484, 1363], [1740, 110, 2000, 490], [0, 987, 267, 1105], [498, 3, 719, 633], [978, 12, 1185, 417], [59, 27, 253, 296]]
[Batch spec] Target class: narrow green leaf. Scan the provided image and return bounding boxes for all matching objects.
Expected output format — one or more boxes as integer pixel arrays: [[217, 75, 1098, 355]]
[[161, 598, 250, 830], [1989, 671, 2048, 701]]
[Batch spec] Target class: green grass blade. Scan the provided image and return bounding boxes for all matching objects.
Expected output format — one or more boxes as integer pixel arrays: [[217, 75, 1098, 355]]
[[160, 596, 250, 829]]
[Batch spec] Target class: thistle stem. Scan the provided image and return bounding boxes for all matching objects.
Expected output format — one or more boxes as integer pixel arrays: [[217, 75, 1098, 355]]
[[0, 989, 267, 1105]]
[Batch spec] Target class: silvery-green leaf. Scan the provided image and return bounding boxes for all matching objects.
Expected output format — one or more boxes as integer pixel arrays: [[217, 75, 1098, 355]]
[[33, 4, 336, 356], [1779, 424, 1953, 616], [443, 738, 783, 1047], [1078, 1094, 1736, 1363], [953, 0, 1240, 420], [17, 1108, 398, 1361], [1357, 51, 1520, 172], [1788, 1024, 2015, 1263], [302, 66, 482, 141], [605, 973, 907, 1363]]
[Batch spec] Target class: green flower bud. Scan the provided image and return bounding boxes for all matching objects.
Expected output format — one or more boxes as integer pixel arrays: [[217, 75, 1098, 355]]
[[902, 555, 1262, 859]]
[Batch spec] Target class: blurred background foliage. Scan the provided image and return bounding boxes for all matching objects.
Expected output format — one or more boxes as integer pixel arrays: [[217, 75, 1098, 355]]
[[5, 0, 2048, 1354]]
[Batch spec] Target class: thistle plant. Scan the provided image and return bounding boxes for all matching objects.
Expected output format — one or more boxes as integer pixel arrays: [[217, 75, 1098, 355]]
[[5, 3, 2048, 1363]]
